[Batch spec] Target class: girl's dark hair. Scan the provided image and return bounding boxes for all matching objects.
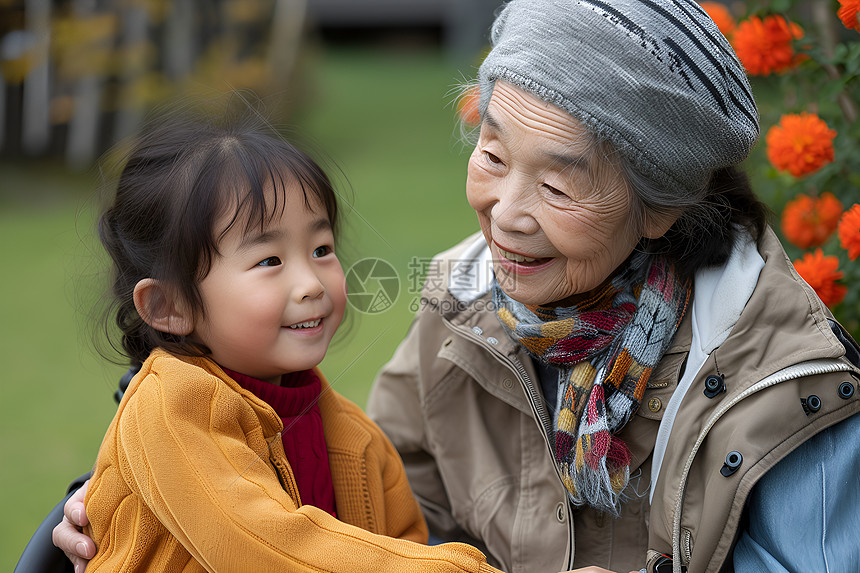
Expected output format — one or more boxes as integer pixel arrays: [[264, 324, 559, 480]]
[[99, 103, 339, 365]]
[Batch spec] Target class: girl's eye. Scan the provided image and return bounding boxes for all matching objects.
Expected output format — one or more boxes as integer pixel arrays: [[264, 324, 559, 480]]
[[313, 246, 331, 258], [257, 256, 282, 267]]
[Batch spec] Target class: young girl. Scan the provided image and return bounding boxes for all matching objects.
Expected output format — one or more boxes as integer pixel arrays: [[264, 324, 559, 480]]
[[81, 107, 500, 572]]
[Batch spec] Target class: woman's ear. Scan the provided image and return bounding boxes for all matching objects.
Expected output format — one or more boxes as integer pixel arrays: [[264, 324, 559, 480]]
[[642, 209, 681, 240], [133, 279, 193, 336]]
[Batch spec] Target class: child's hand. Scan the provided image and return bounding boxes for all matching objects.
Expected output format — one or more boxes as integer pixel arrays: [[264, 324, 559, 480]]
[[52, 480, 95, 573]]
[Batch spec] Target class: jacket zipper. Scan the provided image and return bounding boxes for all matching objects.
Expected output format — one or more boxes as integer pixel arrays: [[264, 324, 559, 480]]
[[443, 319, 576, 570], [670, 358, 857, 573], [268, 432, 302, 504]]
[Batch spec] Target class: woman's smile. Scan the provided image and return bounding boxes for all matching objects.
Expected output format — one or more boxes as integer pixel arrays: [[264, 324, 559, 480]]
[[467, 82, 645, 304], [493, 241, 555, 276]]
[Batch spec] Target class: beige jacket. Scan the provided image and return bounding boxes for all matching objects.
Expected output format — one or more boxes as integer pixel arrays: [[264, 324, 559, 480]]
[[367, 227, 860, 573]]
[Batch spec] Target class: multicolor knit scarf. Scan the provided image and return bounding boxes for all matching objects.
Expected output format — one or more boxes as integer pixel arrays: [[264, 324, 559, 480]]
[[493, 252, 691, 515]]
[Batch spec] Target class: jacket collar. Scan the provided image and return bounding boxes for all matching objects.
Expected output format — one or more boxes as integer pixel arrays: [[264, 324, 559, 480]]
[[174, 353, 287, 439], [184, 356, 374, 459], [317, 373, 372, 456], [448, 234, 495, 304], [688, 229, 764, 356]]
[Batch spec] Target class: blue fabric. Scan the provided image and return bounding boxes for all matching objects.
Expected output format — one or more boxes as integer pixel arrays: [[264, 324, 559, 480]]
[[733, 412, 860, 572]]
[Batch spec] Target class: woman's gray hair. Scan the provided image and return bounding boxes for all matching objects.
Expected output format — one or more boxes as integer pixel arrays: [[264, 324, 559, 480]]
[[610, 139, 769, 275], [467, 0, 770, 275], [458, 79, 768, 276], [478, 0, 759, 209]]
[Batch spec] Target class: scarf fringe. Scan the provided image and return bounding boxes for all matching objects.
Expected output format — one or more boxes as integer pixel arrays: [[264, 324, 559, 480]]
[[567, 432, 632, 516], [567, 461, 630, 517]]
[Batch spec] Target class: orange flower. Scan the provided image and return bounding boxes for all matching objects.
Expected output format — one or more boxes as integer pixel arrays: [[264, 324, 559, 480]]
[[700, 2, 735, 36], [838, 0, 860, 32], [781, 192, 844, 249], [732, 14, 805, 75], [838, 204, 860, 260], [766, 112, 836, 177], [457, 86, 481, 127], [793, 249, 847, 308]]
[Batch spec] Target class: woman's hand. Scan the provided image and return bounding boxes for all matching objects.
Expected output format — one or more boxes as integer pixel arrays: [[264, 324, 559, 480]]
[[52, 480, 95, 573]]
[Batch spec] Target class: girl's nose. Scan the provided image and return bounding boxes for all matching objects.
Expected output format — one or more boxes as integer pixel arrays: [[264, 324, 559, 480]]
[[301, 285, 324, 301], [295, 269, 325, 302]]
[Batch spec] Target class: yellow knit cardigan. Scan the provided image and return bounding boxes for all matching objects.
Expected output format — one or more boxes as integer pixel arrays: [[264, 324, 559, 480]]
[[84, 349, 499, 572]]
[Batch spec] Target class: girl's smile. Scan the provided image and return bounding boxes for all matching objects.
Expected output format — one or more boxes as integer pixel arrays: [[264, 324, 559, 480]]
[[191, 179, 347, 385], [284, 317, 325, 335]]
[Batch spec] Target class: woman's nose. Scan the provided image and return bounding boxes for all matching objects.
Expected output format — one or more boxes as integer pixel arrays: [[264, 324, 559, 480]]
[[490, 180, 540, 235]]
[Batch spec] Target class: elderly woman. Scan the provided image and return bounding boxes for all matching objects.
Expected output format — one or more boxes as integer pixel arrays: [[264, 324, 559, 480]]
[[53, 1, 860, 572], [366, 1, 860, 572]]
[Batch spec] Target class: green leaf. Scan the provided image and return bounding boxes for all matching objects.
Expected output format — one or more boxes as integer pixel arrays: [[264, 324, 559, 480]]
[[844, 44, 860, 76]]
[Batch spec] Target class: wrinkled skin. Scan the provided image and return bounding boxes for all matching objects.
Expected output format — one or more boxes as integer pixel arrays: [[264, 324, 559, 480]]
[[467, 81, 676, 306]]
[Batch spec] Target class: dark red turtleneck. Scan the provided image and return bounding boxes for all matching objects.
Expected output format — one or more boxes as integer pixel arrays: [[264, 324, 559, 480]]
[[223, 367, 337, 517]]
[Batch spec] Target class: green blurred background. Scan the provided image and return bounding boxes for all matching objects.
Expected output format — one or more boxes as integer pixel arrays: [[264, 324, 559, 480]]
[[0, 6, 490, 562]]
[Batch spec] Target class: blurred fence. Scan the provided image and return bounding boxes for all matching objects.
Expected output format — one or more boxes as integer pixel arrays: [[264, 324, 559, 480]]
[[0, 0, 306, 169]]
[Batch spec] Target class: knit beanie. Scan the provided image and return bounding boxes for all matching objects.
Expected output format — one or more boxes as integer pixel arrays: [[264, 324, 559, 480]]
[[478, 0, 759, 198]]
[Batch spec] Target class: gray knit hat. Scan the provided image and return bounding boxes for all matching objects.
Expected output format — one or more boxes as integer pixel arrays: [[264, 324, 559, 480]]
[[478, 0, 759, 197]]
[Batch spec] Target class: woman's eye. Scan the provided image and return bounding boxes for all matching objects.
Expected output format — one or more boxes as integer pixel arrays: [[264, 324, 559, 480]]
[[543, 183, 566, 196], [313, 246, 331, 258], [257, 256, 282, 267], [484, 151, 502, 164]]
